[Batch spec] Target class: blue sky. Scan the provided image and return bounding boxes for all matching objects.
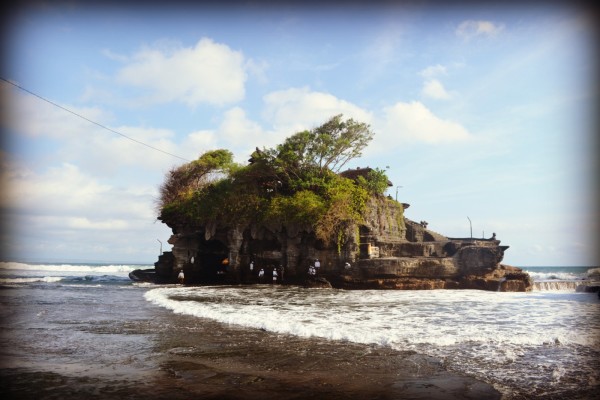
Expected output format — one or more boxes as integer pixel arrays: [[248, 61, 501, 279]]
[[1, 1, 597, 266]]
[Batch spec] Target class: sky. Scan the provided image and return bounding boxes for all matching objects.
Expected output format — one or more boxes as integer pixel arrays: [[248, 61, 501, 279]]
[[0, 1, 598, 266]]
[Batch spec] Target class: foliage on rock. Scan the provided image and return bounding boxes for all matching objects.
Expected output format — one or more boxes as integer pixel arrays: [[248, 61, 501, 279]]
[[157, 115, 398, 248]]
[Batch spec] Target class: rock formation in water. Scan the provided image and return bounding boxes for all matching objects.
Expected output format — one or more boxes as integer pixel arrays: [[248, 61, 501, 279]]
[[148, 192, 532, 292], [137, 115, 533, 291]]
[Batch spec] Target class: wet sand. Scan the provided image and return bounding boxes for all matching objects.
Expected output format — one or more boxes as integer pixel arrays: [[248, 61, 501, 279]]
[[0, 286, 501, 400], [150, 322, 502, 400]]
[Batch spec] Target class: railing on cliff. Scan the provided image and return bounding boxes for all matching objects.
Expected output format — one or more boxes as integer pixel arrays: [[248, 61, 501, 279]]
[[447, 237, 498, 242]]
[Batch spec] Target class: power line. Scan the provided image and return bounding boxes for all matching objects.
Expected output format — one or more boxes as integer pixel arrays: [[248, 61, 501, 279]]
[[1, 77, 190, 162]]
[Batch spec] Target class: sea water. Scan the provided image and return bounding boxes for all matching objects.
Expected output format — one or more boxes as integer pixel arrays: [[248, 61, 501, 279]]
[[1, 262, 598, 399]]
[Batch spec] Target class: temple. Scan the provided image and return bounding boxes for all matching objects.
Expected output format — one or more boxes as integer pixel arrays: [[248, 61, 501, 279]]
[[132, 167, 533, 292]]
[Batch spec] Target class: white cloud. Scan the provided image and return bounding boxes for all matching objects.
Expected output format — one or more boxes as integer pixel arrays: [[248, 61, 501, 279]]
[[262, 87, 373, 135], [101, 48, 129, 63], [2, 81, 112, 140], [180, 130, 219, 161], [67, 217, 129, 231], [422, 79, 452, 100], [456, 20, 504, 40], [219, 107, 265, 148], [6, 162, 113, 217], [245, 58, 269, 85], [419, 64, 447, 78], [1, 133, 172, 261], [175, 108, 268, 163], [381, 101, 470, 145], [115, 38, 247, 107], [2, 160, 165, 257], [82, 125, 181, 174], [3, 84, 185, 176]]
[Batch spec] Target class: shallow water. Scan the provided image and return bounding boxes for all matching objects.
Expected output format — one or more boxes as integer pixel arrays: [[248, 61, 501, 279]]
[[1, 262, 598, 399], [0, 281, 499, 400], [146, 285, 600, 399]]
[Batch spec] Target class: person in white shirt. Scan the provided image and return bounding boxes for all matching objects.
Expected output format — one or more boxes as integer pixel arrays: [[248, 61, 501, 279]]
[[272, 268, 278, 284], [177, 270, 185, 284], [258, 268, 265, 283], [247, 260, 255, 283]]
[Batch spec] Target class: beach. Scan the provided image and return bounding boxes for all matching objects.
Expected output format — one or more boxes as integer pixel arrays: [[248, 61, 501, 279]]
[[0, 279, 499, 400]]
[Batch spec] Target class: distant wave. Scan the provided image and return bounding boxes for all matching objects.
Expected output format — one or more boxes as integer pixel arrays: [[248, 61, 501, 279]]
[[587, 267, 600, 279], [521, 266, 600, 292], [526, 271, 586, 281], [0, 276, 63, 284], [521, 267, 598, 282], [0, 261, 145, 274], [0, 274, 131, 287], [66, 275, 131, 283]]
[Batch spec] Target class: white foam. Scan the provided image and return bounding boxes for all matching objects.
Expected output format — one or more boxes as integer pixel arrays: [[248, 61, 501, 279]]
[[533, 281, 580, 292], [526, 270, 585, 281], [587, 267, 600, 279], [144, 287, 600, 351], [0, 261, 142, 275], [0, 276, 63, 284]]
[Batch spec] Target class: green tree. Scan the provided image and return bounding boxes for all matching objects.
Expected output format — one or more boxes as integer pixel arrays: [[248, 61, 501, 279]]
[[158, 149, 234, 208], [356, 168, 390, 196], [272, 114, 374, 190], [158, 115, 389, 250], [314, 174, 369, 250], [310, 114, 374, 173]]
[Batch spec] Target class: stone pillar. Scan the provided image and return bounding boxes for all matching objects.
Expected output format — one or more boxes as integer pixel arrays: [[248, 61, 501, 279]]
[[226, 226, 244, 282], [284, 235, 302, 277], [168, 233, 199, 271]]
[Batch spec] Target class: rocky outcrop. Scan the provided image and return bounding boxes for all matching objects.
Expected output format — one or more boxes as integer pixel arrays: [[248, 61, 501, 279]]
[[143, 195, 532, 292], [304, 277, 333, 289], [128, 268, 156, 282], [331, 255, 531, 292]]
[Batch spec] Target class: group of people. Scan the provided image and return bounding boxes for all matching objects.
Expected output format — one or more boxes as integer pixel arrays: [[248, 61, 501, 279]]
[[250, 261, 284, 284], [178, 258, 352, 285], [307, 259, 351, 277], [307, 258, 320, 278], [250, 259, 324, 283]]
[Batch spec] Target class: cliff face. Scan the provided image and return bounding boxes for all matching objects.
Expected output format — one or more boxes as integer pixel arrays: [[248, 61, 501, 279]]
[[152, 196, 532, 292]]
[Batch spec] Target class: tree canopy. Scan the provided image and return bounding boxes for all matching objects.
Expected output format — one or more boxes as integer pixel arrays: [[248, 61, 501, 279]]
[[158, 115, 397, 249]]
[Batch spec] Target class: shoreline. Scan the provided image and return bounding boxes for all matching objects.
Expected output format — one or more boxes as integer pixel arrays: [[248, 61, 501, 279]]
[[0, 287, 501, 400]]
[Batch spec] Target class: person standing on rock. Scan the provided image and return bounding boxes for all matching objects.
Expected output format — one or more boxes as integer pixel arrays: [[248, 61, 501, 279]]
[[177, 269, 185, 284], [241, 261, 254, 283], [314, 259, 321, 275], [258, 268, 265, 283], [272, 268, 278, 284], [247, 260, 255, 283]]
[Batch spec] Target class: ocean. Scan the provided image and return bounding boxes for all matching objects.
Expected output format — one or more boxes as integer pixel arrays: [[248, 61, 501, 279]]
[[0, 262, 598, 399]]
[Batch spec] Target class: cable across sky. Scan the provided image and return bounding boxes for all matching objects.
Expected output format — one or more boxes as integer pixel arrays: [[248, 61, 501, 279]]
[[1, 77, 191, 162]]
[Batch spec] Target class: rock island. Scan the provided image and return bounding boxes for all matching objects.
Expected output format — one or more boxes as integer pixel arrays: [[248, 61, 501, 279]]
[[132, 115, 532, 291]]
